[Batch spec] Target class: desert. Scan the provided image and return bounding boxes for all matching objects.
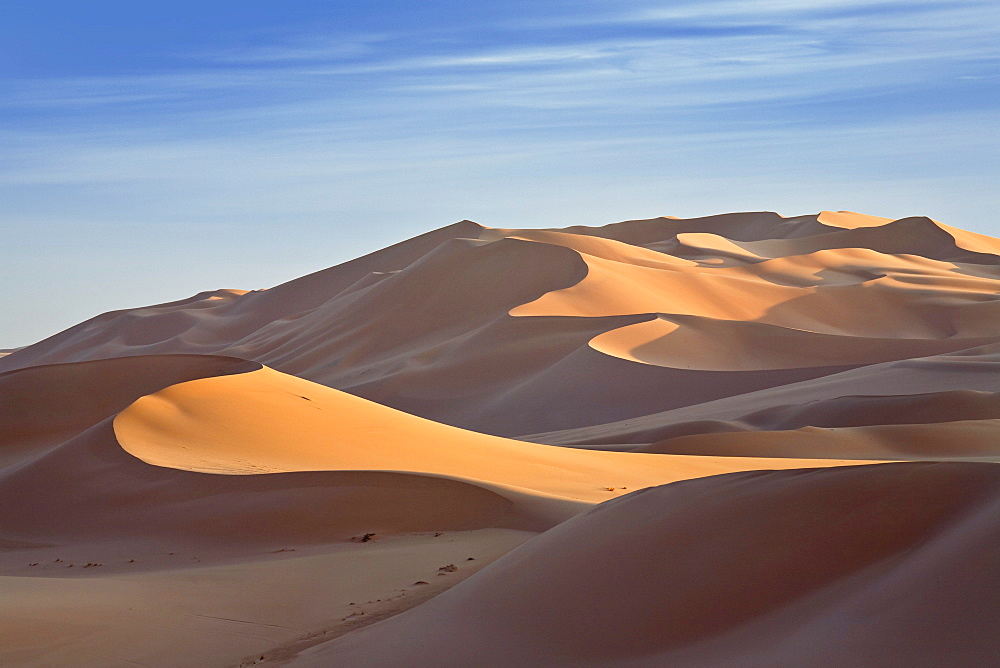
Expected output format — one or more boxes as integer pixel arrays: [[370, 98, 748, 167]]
[[2, 210, 999, 666]]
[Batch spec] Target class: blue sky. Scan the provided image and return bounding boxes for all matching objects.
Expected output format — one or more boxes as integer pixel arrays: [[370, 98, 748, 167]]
[[2, 0, 999, 347]]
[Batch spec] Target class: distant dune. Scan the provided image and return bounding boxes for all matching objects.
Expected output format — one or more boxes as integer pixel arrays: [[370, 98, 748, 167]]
[[2, 211, 998, 666]]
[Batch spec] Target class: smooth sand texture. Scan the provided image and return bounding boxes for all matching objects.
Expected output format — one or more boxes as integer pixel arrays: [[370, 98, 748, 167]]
[[112, 365, 866, 498], [0, 530, 534, 668], [1, 354, 259, 460], [4, 211, 999, 437], [527, 343, 1000, 447], [644, 419, 1000, 459], [295, 463, 1000, 667], [3, 210, 1000, 666]]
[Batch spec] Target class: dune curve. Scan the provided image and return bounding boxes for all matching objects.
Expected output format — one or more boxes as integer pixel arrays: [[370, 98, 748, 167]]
[[292, 462, 1000, 667]]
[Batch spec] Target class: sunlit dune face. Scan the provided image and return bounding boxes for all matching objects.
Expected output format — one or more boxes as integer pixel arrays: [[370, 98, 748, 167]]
[[502, 215, 1000, 371], [816, 210, 893, 229], [112, 366, 868, 504], [3, 210, 1000, 667]]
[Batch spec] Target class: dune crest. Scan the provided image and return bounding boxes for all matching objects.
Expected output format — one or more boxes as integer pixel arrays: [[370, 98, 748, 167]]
[[112, 365, 866, 504], [3, 211, 999, 666], [3, 211, 997, 437]]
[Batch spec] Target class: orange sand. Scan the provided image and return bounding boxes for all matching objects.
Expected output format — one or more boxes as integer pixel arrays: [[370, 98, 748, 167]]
[[2, 210, 999, 666]]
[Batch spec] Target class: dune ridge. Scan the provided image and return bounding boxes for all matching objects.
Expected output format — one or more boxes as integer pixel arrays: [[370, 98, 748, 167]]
[[4, 211, 998, 437], [526, 343, 1000, 447], [3, 210, 999, 667], [111, 365, 867, 496], [0, 355, 260, 461]]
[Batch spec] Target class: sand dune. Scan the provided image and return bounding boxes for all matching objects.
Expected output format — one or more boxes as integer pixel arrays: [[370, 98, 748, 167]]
[[0, 355, 259, 459], [113, 365, 864, 506], [4, 211, 998, 437], [528, 343, 1000, 447], [643, 419, 1000, 459], [3, 210, 999, 666], [588, 313, 999, 371], [293, 463, 1000, 667], [567, 389, 1000, 457], [2, 360, 865, 666]]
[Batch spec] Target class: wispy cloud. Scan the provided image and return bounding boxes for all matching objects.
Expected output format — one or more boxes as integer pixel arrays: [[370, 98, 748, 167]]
[[6, 0, 995, 113], [2, 1, 998, 265]]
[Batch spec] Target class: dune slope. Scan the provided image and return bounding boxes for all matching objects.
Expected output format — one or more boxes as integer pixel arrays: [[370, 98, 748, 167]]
[[528, 343, 1000, 448], [3, 210, 1000, 667], [293, 462, 1000, 667], [112, 365, 866, 508], [4, 211, 998, 437], [0, 355, 259, 460]]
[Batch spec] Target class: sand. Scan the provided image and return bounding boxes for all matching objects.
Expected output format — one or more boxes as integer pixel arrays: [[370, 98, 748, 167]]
[[296, 462, 1000, 667], [2, 210, 999, 666]]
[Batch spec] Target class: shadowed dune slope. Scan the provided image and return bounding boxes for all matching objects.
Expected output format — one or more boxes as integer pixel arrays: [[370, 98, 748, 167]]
[[293, 462, 1000, 667], [0, 357, 541, 550], [0, 419, 532, 548], [732, 389, 1000, 429], [0, 353, 871, 555], [587, 314, 1000, 371], [559, 388, 1000, 457], [0, 355, 260, 469], [111, 366, 865, 507], [2, 363, 868, 551], [3, 211, 997, 436], [642, 420, 1000, 460], [3, 211, 1000, 667], [528, 343, 1000, 447]]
